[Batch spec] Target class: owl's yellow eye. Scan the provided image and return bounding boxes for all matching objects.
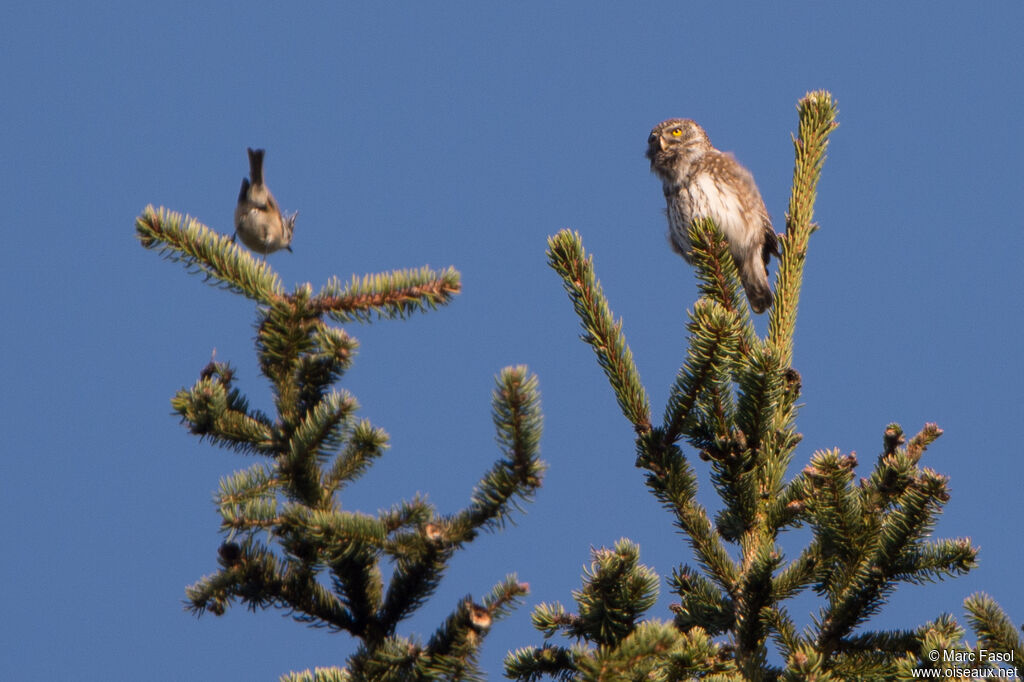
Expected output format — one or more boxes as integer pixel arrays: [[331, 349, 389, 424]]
[[671, 128, 682, 137]]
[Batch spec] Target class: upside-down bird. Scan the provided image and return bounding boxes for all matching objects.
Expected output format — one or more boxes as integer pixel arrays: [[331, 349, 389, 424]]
[[233, 147, 296, 255]]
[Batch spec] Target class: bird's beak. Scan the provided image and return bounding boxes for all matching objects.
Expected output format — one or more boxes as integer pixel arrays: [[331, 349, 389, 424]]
[[646, 134, 662, 159]]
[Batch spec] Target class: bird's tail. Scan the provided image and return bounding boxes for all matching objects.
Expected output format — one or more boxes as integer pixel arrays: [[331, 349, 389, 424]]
[[740, 258, 774, 314], [247, 148, 265, 186]]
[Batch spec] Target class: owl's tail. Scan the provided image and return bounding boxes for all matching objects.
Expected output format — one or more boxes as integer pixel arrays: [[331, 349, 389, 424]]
[[740, 259, 774, 314]]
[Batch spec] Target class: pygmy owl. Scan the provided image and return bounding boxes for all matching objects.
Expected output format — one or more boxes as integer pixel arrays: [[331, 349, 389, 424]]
[[233, 148, 296, 255], [646, 119, 779, 313]]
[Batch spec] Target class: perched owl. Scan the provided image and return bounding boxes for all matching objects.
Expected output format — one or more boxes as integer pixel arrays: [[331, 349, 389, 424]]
[[646, 119, 779, 314]]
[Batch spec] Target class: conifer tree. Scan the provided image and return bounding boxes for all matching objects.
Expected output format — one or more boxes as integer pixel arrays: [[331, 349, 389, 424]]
[[507, 91, 1022, 680], [136, 207, 546, 682]]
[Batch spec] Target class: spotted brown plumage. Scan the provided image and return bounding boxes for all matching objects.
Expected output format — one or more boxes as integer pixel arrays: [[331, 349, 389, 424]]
[[646, 119, 779, 313]]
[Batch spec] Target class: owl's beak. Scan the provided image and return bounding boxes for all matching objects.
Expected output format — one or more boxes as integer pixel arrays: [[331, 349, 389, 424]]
[[646, 135, 662, 159]]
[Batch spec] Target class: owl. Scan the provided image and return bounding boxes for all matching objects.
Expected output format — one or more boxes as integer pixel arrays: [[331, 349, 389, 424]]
[[646, 119, 779, 314]]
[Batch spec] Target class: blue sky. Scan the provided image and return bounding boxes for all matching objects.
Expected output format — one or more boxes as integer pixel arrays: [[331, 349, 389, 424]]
[[3, 3, 1022, 679]]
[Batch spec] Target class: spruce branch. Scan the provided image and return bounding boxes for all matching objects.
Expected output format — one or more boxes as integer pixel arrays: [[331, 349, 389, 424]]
[[768, 91, 839, 367], [141, 203, 545, 678], [296, 326, 360, 410], [764, 605, 806, 661], [283, 389, 361, 504], [893, 614, 960, 678], [890, 538, 977, 585], [136, 205, 284, 302], [535, 90, 1017, 679], [763, 471, 810, 533], [837, 628, 923, 661], [482, 575, 533, 623], [319, 267, 462, 323], [575, 539, 660, 647], [186, 539, 354, 629], [280, 668, 351, 682], [964, 593, 1023, 674], [137, 205, 461, 323], [458, 366, 546, 533], [816, 466, 956, 650], [663, 298, 743, 445], [524, 540, 661, 650], [686, 217, 758, 354], [216, 463, 280, 532], [804, 450, 866, 575], [636, 431, 739, 596], [171, 359, 275, 454], [346, 637, 424, 682], [733, 343, 791, 479], [771, 541, 820, 602], [906, 422, 944, 464], [732, 544, 782, 667], [504, 644, 583, 682], [377, 496, 436, 537], [546, 229, 652, 433], [323, 419, 389, 498], [416, 579, 529, 682], [781, 646, 835, 681], [378, 542, 453, 636], [507, 543, 735, 680], [670, 564, 735, 635], [577, 620, 729, 681], [677, 500, 741, 594]]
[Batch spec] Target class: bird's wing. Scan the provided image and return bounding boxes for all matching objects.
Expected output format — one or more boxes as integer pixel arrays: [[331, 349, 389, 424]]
[[714, 152, 779, 259], [762, 221, 781, 260]]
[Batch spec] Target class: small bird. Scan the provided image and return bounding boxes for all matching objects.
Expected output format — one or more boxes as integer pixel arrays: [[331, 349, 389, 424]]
[[646, 119, 779, 313], [233, 147, 296, 255]]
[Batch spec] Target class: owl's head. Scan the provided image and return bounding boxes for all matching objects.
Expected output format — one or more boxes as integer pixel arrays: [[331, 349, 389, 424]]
[[646, 118, 712, 175]]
